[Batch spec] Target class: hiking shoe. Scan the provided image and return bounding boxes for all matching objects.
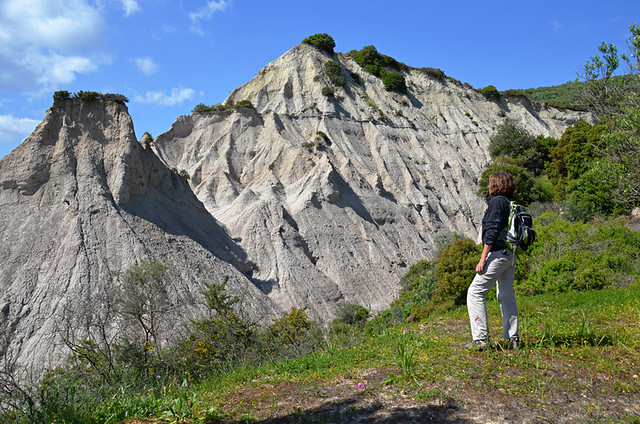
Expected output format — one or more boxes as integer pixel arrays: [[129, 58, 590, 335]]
[[466, 340, 490, 351], [509, 338, 519, 350], [495, 338, 519, 351]]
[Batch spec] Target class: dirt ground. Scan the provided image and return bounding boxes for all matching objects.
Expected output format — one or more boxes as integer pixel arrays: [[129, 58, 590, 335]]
[[206, 366, 639, 424]]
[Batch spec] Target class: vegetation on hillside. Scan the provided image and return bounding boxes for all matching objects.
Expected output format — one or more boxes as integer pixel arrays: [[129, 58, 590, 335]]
[[192, 100, 254, 113], [53, 90, 129, 104], [347, 45, 408, 93], [301, 33, 336, 55]]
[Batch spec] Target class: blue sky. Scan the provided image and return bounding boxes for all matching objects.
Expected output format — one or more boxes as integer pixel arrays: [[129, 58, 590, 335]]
[[1, 0, 638, 159]]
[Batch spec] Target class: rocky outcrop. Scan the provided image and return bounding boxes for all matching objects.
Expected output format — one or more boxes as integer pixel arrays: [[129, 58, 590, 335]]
[[0, 99, 278, 372], [152, 44, 590, 320]]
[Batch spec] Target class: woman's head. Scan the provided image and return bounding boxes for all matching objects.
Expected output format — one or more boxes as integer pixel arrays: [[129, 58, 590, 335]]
[[488, 172, 515, 198]]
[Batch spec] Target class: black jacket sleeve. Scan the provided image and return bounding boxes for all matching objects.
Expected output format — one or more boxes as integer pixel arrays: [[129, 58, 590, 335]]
[[481, 195, 510, 250]]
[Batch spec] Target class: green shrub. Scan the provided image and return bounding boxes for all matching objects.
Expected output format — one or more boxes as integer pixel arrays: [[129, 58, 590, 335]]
[[348, 46, 407, 79], [565, 164, 627, 220], [103, 93, 130, 104], [324, 60, 346, 87], [431, 238, 482, 307], [335, 304, 369, 326], [235, 99, 253, 108], [546, 120, 605, 198], [74, 91, 100, 101], [392, 260, 438, 320], [517, 214, 640, 295], [193, 103, 214, 113], [262, 307, 321, 361], [302, 33, 336, 54], [382, 72, 407, 93], [489, 120, 554, 176], [420, 67, 445, 79], [192, 100, 253, 114], [480, 85, 500, 101], [501, 89, 529, 100], [321, 86, 335, 97], [53, 90, 70, 99]]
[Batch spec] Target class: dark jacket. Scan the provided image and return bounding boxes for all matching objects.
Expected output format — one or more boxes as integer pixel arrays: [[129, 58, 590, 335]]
[[481, 195, 511, 251]]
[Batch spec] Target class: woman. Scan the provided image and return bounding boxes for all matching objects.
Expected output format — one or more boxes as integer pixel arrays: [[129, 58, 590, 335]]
[[467, 171, 519, 350]]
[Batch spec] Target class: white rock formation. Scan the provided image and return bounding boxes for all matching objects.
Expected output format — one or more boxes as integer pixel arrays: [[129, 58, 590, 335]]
[[0, 99, 278, 372], [152, 44, 590, 320]]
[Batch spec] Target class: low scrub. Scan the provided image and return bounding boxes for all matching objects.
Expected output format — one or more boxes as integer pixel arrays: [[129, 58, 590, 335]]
[[52, 90, 129, 104], [302, 33, 335, 54], [324, 60, 346, 87], [193, 100, 254, 113]]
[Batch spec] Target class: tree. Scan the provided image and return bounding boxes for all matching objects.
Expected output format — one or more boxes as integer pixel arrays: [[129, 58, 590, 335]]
[[578, 23, 640, 209], [117, 261, 175, 354], [545, 120, 605, 198], [489, 120, 553, 176]]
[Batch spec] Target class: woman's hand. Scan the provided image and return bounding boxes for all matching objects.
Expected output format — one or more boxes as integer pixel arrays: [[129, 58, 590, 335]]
[[476, 244, 492, 275]]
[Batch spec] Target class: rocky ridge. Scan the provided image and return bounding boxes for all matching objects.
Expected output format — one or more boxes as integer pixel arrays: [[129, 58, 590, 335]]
[[152, 44, 589, 319]]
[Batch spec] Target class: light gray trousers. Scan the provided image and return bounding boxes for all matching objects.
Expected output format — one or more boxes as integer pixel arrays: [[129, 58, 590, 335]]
[[467, 249, 518, 341]]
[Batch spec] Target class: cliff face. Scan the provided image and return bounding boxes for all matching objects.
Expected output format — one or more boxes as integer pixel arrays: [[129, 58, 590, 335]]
[[152, 44, 590, 319], [0, 99, 277, 371]]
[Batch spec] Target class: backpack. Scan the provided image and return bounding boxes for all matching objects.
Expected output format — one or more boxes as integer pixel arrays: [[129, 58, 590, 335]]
[[500, 198, 536, 255]]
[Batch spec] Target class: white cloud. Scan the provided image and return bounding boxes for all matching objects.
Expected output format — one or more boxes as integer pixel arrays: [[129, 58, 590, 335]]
[[189, 0, 229, 35], [550, 20, 565, 32], [121, 0, 141, 16], [134, 88, 196, 106], [0, 0, 108, 91], [0, 115, 40, 145], [135, 57, 159, 76]]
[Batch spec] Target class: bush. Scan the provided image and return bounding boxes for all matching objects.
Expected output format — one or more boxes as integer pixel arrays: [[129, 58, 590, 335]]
[[53, 90, 70, 99], [501, 89, 529, 100], [516, 214, 640, 295], [62, 91, 129, 104], [431, 238, 482, 307], [321, 86, 335, 97], [192, 100, 254, 114], [489, 120, 554, 176], [546, 120, 605, 198], [382, 72, 407, 93], [480, 85, 500, 101], [565, 164, 627, 220], [324, 60, 346, 87], [335, 304, 369, 326], [348, 46, 407, 78], [420, 67, 445, 79], [262, 307, 321, 361], [302, 33, 335, 54], [392, 260, 438, 320]]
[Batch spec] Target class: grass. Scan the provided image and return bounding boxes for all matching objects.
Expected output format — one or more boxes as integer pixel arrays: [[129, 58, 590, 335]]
[[4, 281, 639, 423], [103, 281, 640, 423]]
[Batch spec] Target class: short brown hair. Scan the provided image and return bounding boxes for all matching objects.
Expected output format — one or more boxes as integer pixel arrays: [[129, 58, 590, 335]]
[[488, 172, 515, 198]]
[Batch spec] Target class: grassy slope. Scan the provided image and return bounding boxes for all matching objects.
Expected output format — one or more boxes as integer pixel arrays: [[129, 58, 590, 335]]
[[519, 80, 584, 105], [126, 281, 640, 423]]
